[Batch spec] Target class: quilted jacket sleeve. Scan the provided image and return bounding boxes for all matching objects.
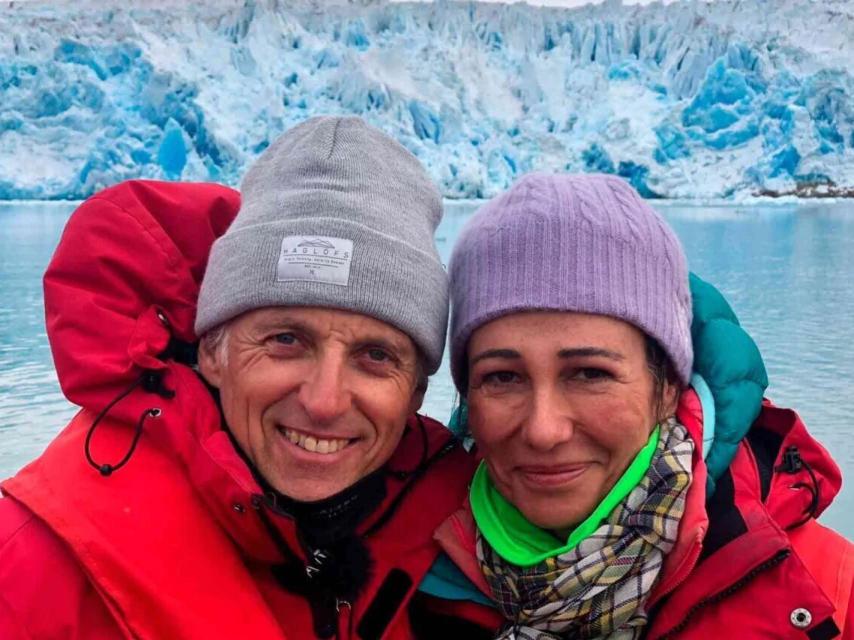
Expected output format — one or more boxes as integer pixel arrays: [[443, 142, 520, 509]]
[[689, 273, 769, 495]]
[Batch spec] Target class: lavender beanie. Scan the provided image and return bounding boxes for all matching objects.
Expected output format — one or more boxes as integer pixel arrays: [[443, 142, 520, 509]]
[[449, 173, 693, 391]]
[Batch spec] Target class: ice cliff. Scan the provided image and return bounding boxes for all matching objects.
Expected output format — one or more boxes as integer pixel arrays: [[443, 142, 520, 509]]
[[1, 0, 853, 200]]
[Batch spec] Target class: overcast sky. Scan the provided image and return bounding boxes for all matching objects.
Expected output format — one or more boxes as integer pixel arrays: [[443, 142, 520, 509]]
[[7, 0, 691, 8], [452, 0, 669, 4], [391, 0, 674, 7], [10, 0, 687, 5], [390, 0, 686, 7]]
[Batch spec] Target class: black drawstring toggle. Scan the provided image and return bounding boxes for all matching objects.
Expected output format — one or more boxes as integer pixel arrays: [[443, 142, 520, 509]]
[[776, 445, 803, 474], [776, 445, 821, 529], [84, 371, 168, 477]]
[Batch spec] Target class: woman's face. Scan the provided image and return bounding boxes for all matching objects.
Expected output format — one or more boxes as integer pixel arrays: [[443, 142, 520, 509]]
[[466, 311, 677, 532]]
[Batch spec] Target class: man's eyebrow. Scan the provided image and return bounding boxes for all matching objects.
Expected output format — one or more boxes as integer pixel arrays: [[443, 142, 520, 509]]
[[557, 347, 625, 361], [470, 348, 521, 367], [252, 317, 410, 354], [252, 316, 312, 334]]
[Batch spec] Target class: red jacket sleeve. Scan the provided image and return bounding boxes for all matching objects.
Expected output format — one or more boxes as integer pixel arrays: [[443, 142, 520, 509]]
[[0, 593, 28, 640], [844, 579, 854, 639]]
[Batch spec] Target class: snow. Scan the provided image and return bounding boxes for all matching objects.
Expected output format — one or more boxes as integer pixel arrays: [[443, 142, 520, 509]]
[[0, 0, 852, 200]]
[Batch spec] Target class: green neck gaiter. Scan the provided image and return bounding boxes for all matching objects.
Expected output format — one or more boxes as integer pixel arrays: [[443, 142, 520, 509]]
[[470, 426, 660, 568]]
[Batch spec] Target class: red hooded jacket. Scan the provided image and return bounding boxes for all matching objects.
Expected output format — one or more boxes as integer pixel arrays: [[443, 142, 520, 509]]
[[0, 180, 478, 640]]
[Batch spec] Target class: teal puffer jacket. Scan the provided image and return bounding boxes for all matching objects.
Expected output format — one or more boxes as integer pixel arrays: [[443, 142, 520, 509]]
[[689, 273, 768, 494]]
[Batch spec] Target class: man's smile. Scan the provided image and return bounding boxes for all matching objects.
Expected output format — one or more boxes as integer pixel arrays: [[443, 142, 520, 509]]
[[276, 425, 357, 456]]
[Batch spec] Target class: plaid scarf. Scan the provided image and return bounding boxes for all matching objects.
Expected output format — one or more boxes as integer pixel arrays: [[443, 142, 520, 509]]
[[478, 418, 693, 640]]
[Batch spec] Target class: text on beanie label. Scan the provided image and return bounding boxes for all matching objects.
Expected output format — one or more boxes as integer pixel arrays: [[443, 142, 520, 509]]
[[277, 235, 354, 286]]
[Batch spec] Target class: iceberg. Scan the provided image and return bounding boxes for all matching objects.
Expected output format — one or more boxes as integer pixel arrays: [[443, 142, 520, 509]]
[[0, 0, 852, 200]]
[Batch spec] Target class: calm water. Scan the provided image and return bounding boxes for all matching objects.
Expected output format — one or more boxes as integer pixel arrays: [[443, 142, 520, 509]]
[[2, 199, 853, 535]]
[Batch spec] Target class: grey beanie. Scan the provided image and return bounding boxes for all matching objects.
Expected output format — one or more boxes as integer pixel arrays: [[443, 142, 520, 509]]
[[196, 116, 448, 374]]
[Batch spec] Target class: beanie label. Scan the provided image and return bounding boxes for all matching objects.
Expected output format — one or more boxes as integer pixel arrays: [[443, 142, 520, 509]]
[[277, 235, 354, 286]]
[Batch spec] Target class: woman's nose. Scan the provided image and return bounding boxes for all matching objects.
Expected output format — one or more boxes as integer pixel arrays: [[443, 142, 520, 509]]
[[520, 385, 574, 451]]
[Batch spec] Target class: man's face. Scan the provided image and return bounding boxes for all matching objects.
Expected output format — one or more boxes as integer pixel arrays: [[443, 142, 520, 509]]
[[199, 307, 424, 502]]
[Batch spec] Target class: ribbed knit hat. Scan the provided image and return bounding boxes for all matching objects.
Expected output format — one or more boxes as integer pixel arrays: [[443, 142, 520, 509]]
[[196, 116, 449, 373], [449, 173, 692, 390]]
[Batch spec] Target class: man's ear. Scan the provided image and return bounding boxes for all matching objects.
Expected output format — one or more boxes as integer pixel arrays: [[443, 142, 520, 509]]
[[197, 337, 223, 388], [408, 382, 426, 416]]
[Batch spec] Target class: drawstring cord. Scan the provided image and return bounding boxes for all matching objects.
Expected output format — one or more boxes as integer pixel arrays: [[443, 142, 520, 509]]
[[776, 445, 821, 529], [83, 370, 174, 477]]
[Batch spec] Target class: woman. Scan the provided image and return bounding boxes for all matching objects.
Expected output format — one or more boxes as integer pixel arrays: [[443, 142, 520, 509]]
[[433, 173, 854, 639]]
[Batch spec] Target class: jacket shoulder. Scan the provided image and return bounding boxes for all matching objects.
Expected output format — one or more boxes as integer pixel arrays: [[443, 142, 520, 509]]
[[0, 495, 67, 568], [402, 413, 478, 481], [0, 494, 36, 545], [0, 496, 118, 638]]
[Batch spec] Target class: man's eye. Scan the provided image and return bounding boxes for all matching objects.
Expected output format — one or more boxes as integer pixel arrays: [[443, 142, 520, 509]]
[[273, 333, 297, 346], [366, 348, 391, 362]]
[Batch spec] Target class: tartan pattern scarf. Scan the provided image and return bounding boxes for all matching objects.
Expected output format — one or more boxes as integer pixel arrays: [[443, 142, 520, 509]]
[[478, 418, 694, 640]]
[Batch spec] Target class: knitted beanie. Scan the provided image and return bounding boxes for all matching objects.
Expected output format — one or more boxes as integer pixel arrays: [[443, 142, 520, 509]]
[[449, 173, 692, 390], [196, 116, 448, 373]]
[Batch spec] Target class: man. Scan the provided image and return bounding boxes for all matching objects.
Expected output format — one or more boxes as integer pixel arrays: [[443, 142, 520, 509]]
[[0, 117, 493, 638]]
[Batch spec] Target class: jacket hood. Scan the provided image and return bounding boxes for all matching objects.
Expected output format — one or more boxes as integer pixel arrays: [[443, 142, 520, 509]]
[[44, 180, 239, 427], [748, 400, 842, 527], [689, 273, 768, 495]]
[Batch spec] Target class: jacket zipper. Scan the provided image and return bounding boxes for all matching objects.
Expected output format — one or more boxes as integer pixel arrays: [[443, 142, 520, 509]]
[[648, 534, 704, 610], [656, 548, 790, 639], [336, 598, 352, 640]]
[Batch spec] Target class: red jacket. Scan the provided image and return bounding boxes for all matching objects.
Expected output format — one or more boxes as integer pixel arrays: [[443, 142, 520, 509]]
[[434, 390, 854, 638], [0, 181, 477, 640]]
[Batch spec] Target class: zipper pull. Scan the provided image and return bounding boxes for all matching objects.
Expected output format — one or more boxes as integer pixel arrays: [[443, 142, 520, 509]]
[[336, 598, 352, 640]]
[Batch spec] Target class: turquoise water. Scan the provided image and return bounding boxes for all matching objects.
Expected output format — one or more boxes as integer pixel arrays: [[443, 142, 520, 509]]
[[2, 199, 853, 536]]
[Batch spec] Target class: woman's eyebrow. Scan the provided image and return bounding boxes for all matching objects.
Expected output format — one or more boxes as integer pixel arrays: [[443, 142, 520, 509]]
[[470, 348, 521, 367], [557, 347, 624, 360]]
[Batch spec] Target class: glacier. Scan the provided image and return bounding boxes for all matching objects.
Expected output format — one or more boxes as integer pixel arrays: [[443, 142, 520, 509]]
[[1, 0, 853, 200]]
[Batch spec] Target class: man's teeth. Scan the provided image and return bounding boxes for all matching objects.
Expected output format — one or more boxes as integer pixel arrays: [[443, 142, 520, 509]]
[[283, 428, 349, 454]]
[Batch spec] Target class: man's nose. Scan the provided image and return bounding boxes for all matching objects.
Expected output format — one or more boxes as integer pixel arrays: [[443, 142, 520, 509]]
[[520, 384, 574, 451], [297, 352, 351, 425]]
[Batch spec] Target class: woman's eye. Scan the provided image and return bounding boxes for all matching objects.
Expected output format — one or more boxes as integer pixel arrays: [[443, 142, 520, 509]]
[[482, 370, 520, 386], [574, 367, 611, 381]]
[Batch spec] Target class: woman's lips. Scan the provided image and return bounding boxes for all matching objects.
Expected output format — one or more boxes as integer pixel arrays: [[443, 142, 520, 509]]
[[516, 464, 590, 488]]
